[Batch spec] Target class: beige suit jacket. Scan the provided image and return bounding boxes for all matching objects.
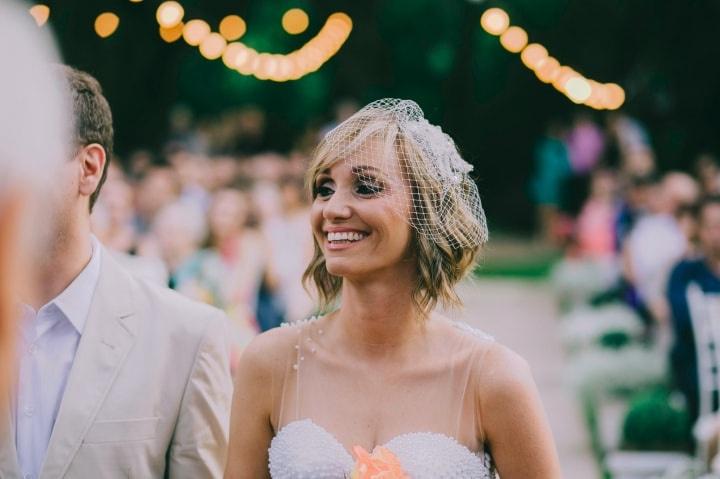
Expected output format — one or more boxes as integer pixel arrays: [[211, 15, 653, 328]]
[[0, 248, 233, 478]]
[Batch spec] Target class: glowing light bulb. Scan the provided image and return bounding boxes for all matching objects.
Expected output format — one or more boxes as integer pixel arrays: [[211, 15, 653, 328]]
[[236, 48, 259, 75], [534, 57, 560, 83], [183, 19, 210, 46], [520, 43, 548, 70], [199, 32, 227, 60], [156, 1, 184, 28], [219, 15, 246, 41], [499, 26, 528, 53], [29, 5, 50, 26], [282, 8, 309, 35], [565, 76, 592, 103], [480, 8, 510, 36], [604, 83, 626, 110], [95, 13, 120, 38], [552, 66, 578, 92], [159, 23, 184, 43]]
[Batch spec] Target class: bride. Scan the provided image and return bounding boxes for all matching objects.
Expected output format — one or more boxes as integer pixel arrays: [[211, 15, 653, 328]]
[[225, 99, 561, 478]]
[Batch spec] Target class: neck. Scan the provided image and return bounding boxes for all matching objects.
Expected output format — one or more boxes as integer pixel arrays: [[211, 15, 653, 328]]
[[31, 218, 93, 310], [334, 263, 423, 356]]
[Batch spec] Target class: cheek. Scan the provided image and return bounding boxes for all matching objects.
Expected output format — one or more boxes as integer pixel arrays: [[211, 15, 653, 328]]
[[310, 201, 325, 237]]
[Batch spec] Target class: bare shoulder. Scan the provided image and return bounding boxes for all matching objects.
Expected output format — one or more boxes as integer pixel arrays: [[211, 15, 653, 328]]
[[477, 342, 535, 399], [237, 324, 301, 380]]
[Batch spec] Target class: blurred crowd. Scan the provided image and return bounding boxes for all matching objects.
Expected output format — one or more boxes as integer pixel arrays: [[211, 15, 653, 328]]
[[90, 103, 358, 367], [538, 111, 720, 471]]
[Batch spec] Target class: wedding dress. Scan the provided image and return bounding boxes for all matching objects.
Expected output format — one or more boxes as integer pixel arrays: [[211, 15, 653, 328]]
[[267, 316, 498, 478]]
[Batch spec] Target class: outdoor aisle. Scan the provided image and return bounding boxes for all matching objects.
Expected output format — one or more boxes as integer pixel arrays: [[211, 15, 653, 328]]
[[451, 278, 598, 478]]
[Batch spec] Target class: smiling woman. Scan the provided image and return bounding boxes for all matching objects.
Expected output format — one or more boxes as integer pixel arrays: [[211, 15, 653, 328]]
[[304, 99, 488, 315], [226, 99, 562, 479]]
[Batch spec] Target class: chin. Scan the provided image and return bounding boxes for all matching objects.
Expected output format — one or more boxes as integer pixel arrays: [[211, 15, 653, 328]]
[[324, 258, 373, 278]]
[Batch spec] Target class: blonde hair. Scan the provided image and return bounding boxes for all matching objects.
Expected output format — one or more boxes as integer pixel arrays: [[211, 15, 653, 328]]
[[303, 111, 483, 317]]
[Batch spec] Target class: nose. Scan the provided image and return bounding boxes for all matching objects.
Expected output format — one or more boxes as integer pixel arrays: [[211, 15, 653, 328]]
[[323, 188, 353, 222]]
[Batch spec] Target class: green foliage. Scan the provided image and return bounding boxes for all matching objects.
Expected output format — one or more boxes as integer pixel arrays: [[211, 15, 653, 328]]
[[621, 388, 692, 452]]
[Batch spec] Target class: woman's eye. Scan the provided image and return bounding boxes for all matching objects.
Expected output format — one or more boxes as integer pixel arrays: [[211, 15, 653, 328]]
[[356, 181, 383, 196], [314, 183, 334, 198]]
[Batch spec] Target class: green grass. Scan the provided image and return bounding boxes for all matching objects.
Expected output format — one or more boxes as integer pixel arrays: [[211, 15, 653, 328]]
[[474, 238, 562, 279]]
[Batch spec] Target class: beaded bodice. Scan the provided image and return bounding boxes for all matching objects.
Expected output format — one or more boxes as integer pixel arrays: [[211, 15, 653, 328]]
[[267, 316, 498, 478]]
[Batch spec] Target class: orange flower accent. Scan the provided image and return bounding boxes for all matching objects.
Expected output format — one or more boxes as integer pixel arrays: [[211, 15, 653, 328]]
[[349, 445, 409, 479]]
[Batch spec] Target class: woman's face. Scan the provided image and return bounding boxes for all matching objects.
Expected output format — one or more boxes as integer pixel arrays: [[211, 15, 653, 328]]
[[310, 151, 413, 280]]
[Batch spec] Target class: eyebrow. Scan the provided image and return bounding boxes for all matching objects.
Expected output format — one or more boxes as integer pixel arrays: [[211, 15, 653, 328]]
[[351, 165, 387, 182]]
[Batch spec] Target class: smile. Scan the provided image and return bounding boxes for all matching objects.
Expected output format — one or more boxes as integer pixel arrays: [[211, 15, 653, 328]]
[[325, 230, 368, 248]]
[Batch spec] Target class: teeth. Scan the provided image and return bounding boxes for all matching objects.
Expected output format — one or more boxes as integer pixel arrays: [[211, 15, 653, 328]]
[[327, 231, 366, 242]]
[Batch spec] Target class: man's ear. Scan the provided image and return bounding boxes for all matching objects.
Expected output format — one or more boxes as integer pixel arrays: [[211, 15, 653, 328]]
[[77, 143, 107, 198]]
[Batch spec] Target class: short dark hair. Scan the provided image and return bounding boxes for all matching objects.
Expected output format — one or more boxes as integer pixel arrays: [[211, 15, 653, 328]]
[[61, 65, 114, 211]]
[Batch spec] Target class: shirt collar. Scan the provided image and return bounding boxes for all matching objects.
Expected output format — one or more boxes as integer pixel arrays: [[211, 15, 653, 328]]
[[49, 235, 103, 335]]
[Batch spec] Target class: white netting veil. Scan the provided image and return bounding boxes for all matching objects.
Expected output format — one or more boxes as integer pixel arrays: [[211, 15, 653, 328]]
[[318, 98, 488, 249]]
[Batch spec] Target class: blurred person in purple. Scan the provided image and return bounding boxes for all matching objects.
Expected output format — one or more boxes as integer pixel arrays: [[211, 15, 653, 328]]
[[566, 113, 605, 175]]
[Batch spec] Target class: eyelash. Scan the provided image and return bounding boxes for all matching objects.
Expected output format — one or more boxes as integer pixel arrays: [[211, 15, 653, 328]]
[[313, 179, 385, 198]]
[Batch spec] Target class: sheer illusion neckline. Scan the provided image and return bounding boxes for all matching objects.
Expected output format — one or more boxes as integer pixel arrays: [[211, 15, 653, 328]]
[[273, 418, 486, 461]]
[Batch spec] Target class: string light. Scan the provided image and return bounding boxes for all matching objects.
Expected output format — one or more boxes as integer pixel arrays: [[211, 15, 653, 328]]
[[480, 7, 625, 109], [219, 15, 246, 41], [95, 12, 120, 38], [28, 5, 50, 26], [499, 26, 528, 53], [183, 19, 211, 46], [156, 1, 184, 29], [480, 8, 510, 36], [282, 8, 310, 35], [520, 43, 547, 70], [604, 83, 625, 110], [535, 57, 561, 83], [159, 23, 184, 43], [199, 32, 227, 60], [565, 76, 592, 103]]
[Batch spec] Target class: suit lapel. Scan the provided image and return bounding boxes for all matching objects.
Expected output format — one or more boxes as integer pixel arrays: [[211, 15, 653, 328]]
[[0, 390, 21, 479], [39, 250, 138, 479]]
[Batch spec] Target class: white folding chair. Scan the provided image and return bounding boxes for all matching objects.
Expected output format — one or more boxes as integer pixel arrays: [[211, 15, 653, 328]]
[[686, 283, 720, 468]]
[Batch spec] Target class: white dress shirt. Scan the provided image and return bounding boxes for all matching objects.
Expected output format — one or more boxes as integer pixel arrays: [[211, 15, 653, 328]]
[[14, 236, 102, 479]]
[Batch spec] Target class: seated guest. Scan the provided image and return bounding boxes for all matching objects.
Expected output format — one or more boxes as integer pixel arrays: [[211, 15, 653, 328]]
[[667, 196, 720, 424], [625, 172, 699, 325]]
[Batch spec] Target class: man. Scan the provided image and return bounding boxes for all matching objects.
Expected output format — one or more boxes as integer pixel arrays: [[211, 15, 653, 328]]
[[0, 66, 232, 478], [667, 196, 720, 424], [0, 0, 68, 406]]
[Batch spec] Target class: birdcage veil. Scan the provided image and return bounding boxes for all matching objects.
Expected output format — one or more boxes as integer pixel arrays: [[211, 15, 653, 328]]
[[318, 98, 488, 249]]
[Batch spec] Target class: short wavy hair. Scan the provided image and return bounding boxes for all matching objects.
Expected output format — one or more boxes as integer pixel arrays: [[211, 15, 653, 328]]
[[303, 114, 484, 317]]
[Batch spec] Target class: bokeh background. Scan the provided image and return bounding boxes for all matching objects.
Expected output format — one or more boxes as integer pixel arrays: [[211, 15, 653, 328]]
[[42, 0, 720, 232], [25, 0, 720, 477]]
